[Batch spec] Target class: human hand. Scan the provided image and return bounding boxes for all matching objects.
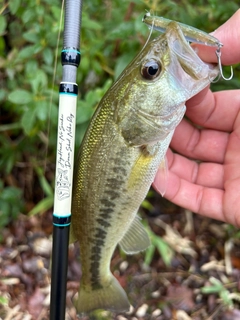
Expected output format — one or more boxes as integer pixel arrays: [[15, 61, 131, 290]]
[[153, 10, 240, 226]]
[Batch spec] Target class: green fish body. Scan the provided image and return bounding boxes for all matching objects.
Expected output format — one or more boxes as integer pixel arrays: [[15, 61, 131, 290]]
[[71, 22, 219, 314]]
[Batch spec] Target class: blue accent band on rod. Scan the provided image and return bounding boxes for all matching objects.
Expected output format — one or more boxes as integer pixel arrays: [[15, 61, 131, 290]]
[[59, 82, 78, 95], [59, 92, 77, 96], [53, 214, 71, 227], [62, 49, 80, 54], [61, 47, 81, 67]]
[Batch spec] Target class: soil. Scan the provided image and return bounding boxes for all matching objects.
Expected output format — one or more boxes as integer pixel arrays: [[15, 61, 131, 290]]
[[1, 191, 240, 320]]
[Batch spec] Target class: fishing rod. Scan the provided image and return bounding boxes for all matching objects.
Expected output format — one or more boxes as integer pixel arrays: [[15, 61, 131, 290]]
[[50, 0, 82, 319]]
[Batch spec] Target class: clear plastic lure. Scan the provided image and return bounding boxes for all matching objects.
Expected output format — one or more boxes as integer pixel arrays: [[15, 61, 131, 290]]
[[143, 13, 223, 48]]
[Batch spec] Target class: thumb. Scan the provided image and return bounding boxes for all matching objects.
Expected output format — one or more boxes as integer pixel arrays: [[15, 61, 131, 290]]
[[194, 9, 240, 65]]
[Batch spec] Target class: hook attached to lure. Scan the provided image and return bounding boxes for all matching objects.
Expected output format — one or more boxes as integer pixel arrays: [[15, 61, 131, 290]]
[[142, 13, 233, 81], [213, 47, 234, 82]]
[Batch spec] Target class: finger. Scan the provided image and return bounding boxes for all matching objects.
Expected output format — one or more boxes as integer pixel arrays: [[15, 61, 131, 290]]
[[170, 117, 229, 162], [154, 149, 224, 198], [193, 9, 240, 65], [165, 149, 224, 188], [223, 112, 240, 226], [223, 175, 240, 227], [153, 164, 225, 223], [186, 89, 240, 132], [225, 112, 240, 167]]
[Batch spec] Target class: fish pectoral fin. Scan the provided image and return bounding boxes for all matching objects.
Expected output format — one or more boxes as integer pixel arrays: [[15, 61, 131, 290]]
[[119, 215, 150, 254], [156, 155, 168, 197]]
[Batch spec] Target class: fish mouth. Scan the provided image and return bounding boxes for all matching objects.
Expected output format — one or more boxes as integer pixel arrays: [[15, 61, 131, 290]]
[[167, 23, 219, 82]]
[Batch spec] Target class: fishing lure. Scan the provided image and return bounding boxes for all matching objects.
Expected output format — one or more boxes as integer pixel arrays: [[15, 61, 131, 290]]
[[143, 13, 233, 81]]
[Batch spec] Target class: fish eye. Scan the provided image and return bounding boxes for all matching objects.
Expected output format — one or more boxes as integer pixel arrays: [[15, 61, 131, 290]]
[[141, 60, 161, 80]]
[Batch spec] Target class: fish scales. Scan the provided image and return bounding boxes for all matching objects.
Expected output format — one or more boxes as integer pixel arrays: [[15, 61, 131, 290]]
[[71, 21, 219, 314]]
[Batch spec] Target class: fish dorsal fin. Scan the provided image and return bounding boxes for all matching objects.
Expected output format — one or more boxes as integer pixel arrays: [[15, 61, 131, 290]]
[[119, 215, 150, 254]]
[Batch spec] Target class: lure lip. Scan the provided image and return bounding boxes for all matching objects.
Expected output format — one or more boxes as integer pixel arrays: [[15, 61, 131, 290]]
[[142, 12, 223, 48]]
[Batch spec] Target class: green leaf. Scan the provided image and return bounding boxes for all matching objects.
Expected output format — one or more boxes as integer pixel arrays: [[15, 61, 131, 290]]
[[35, 100, 49, 121], [220, 289, 233, 308], [201, 284, 222, 294], [22, 8, 36, 24], [17, 45, 38, 60], [0, 89, 6, 101], [30, 69, 48, 94], [82, 13, 103, 30], [0, 15, 6, 35], [0, 295, 8, 305], [8, 89, 33, 104], [144, 245, 155, 266], [39, 175, 53, 197], [23, 31, 39, 44], [0, 185, 23, 228], [115, 53, 135, 79], [9, 0, 21, 14], [21, 109, 36, 135], [154, 236, 173, 266], [28, 196, 53, 216], [50, 5, 63, 23], [25, 59, 38, 76], [43, 47, 54, 65], [141, 199, 154, 211], [76, 104, 94, 124], [0, 145, 17, 174], [34, 166, 53, 197], [143, 224, 173, 266], [1, 186, 22, 201]]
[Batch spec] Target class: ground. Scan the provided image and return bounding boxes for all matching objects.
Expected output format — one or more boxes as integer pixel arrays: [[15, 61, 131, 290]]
[[1, 192, 240, 320]]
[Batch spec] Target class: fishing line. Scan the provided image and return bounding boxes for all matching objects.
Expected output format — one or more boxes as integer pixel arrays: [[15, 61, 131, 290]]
[[142, 10, 155, 50], [43, 0, 65, 177]]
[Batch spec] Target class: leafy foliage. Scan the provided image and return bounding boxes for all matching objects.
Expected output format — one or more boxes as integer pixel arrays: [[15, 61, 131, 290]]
[[0, 179, 23, 230], [0, 0, 239, 227], [201, 277, 240, 309]]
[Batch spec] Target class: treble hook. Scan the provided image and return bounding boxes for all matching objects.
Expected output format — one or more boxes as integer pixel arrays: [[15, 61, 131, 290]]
[[212, 46, 234, 82]]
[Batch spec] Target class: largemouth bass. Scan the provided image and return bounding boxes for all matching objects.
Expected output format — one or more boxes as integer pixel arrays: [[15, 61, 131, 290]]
[[71, 21, 219, 314]]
